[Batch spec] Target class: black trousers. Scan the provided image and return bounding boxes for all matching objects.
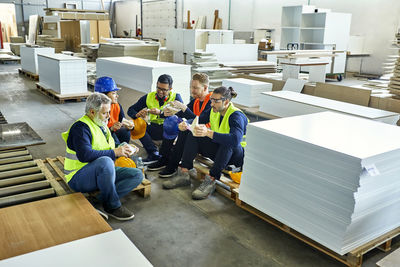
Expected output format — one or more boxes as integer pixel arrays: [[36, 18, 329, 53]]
[[139, 123, 174, 158], [164, 130, 190, 170], [181, 131, 244, 179]]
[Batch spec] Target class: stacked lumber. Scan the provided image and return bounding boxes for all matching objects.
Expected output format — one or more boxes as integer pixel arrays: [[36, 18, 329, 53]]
[[191, 51, 233, 90], [219, 61, 277, 74], [97, 41, 160, 60]]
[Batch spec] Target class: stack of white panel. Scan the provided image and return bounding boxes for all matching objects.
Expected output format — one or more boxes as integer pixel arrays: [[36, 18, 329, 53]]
[[222, 78, 272, 107], [98, 42, 160, 60], [37, 53, 87, 95], [259, 91, 399, 124], [96, 57, 191, 103], [240, 111, 400, 255], [20, 46, 54, 74]]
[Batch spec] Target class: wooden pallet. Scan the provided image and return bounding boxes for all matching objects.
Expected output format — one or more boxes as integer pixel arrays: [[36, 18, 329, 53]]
[[0, 112, 7, 124], [38, 156, 151, 198], [0, 148, 68, 208], [193, 156, 240, 201], [234, 190, 398, 267], [0, 57, 20, 64], [36, 83, 92, 104], [18, 68, 39, 81]]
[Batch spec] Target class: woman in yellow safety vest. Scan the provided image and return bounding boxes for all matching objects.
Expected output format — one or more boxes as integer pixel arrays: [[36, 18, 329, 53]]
[[162, 86, 248, 200]]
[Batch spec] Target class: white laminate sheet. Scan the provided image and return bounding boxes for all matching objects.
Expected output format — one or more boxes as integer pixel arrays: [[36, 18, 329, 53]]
[[0, 230, 152, 267], [20, 47, 55, 74], [259, 91, 399, 124], [222, 78, 272, 107]]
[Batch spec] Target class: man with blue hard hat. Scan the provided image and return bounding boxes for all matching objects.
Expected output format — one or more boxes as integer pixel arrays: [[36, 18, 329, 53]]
[[95, 77, 134, 145], [127, 74, 184, 164], [62, 91, 143, 221]]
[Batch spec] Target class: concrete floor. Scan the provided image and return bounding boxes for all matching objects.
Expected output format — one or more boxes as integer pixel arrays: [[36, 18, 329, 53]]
[[0, 63, 398, 267]]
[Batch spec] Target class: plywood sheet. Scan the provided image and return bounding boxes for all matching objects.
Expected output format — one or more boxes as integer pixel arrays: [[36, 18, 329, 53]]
[[314, 82, 371, 106]]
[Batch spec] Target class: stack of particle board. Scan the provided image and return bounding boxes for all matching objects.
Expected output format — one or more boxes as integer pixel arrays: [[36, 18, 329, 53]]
[[239, 111, 400, 255], [259, 91, 399, 124], [219, 61, 277, 74], [37, 53, 87, 95], [191, 51, 233, 90], [388, 42, 400, 95], [96, 57, 191, 103], [81, 43, 99, 61], [37, 36, 66, 53], [97, 41, 160, 60], [20, 46, 55, 74], [222, 78, 272, 107]]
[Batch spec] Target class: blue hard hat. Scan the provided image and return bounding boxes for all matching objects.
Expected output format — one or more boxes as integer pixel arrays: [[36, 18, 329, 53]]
[[163, 115, 182, 139], [94, 76, 120, 94]]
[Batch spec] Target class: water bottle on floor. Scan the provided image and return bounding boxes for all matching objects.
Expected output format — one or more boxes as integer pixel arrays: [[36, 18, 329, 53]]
[[136, 157, 146, 175]]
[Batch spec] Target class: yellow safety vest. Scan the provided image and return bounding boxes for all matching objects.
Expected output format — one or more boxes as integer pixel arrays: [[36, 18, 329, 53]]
[[61, 115, 115, 183], [145, 91, 176, 125], [209, 103, 247, 148]]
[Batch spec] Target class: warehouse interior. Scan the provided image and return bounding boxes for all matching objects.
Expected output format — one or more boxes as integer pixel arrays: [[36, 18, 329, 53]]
[[1, 0, 400, 266]]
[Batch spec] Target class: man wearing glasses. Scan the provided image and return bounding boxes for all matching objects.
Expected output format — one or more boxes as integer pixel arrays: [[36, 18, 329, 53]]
[[127, 74, 184, 164], [162, 86, 248, 200], [147, 73, 212, 176]]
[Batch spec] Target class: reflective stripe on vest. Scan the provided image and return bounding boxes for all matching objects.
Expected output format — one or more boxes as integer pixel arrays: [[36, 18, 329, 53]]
[[209, 103, 247, 148], [61, 115, 115, 183], [145, 91, 176, 125]]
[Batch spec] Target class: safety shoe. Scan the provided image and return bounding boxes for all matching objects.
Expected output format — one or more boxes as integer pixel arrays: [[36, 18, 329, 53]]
[[143, 153, 161, 165], [192, 175, 216, 200], [162, 169, 191, 189], [159, 167, 177, 178], [147, 159, 166, 171], [104, 205, 135, 221]]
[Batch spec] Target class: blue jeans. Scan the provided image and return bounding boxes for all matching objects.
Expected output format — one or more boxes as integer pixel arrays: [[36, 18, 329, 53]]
[[68, 156, 143, 210]]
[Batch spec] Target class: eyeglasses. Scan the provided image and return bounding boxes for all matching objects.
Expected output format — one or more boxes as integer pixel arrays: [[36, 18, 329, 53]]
[[210, 98, 225, 103], [157, 86, 170, 93]]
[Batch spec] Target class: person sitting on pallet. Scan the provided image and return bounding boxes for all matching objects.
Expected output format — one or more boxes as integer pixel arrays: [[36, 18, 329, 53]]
[[163, 86, 248, 200], [62, 92, 143, 221], [94, 76, 134, 145], [127, 74, 184, 164], [147, 73, 212, 176]]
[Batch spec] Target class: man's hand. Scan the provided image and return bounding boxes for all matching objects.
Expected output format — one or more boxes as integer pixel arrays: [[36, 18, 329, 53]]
[[171, 100, 187, 112], [121, 118, 134, 130], [193, 124, 208, 137], [136, 108, 148, 119], [178, 121, 189, 131], [110, 122, 122, 131], [163, 106, 180, 117], [148, 108, 161, 115], [113, 145, 131, 157]]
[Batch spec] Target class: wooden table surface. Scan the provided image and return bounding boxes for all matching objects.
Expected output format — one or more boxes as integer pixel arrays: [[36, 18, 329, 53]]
[[0, 193, 112, 260]]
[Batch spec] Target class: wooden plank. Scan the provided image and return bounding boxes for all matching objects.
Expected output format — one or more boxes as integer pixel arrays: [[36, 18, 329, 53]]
[[0, 161, 37, 172], [0, 147, 26, 153], [46, 157, 66, 180], [0, 150, 29, 159], [36, 83, 91, 104], [0, 167, 41, 180], [0, 180, 50, 197], [0, 155, 32, 165], [35, 159, 67, 196], [0, 173, 45, 187], [0, 188, 55, 208], [0, 193, 112, 260]]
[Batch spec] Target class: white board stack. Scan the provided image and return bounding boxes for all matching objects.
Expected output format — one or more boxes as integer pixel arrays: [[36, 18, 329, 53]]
[[239, 112, 400, 255], [222, 78, 272, 107], [37, 53, 87, 95], [96, 57, 191, 103], [259, 91, 399, 124], [219, 61, 277, 74], [98, 42, 160, 60], [191, 51, 233, 90], [20, 46, 55, 74], [0, 230, 152, 267]]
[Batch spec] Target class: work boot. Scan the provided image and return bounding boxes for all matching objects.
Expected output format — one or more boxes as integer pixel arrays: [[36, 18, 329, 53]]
[[147, 159, 167, 171], [104, 205, 135, 221], [192, 175, 216, 200], [162, 169, 191, 189], [159, 167, 177, 178], [143, 153, 161, 165]]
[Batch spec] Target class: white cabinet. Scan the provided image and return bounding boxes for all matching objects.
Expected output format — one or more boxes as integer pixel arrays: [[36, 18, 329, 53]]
[[280, 5, 351, 74]]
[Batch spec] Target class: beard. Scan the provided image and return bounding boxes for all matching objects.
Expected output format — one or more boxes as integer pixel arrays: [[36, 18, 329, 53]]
[[93, 114, 107, 127]]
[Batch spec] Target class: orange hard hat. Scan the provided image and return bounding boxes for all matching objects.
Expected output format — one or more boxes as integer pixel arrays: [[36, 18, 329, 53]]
[[115, 157, 136, 168], [131, 117, 147, 139], [229, 171, 242, 184]]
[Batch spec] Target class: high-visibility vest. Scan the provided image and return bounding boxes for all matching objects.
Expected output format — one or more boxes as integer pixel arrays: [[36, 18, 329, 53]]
[[145, 91, 176, 125], [61, 115, 115, 183], [209, 103, 247, 148]]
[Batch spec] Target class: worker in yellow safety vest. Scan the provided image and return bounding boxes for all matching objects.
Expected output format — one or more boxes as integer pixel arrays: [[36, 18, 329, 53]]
[[127, 74, 184, 164], [62, 92, 143, 220], [162, 86, 248, 200]]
